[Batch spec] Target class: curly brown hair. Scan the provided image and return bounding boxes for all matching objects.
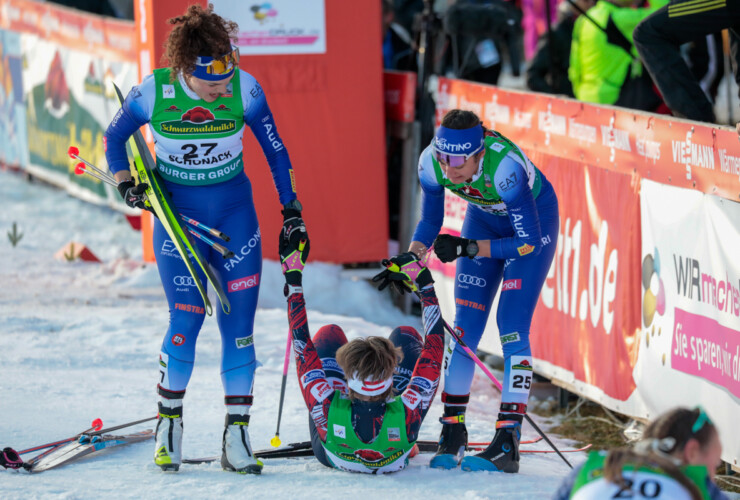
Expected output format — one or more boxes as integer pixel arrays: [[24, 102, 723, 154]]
[[164, 3, 238, 78], [336, 336, 403, 402]]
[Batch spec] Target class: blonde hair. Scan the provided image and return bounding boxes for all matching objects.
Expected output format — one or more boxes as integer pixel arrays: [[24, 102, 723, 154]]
[[336, 337, 403, 401]]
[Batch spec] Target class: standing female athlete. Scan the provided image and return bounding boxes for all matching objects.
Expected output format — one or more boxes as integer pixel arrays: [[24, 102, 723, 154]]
[[104, 4, 307, 473], [402, 108, 559, 472]]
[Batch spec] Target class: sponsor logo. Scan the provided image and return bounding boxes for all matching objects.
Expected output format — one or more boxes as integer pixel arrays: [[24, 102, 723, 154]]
[[337, 449, 404, 468], [511, 211, 529, 238], [160, 239, 182, 260], [164, 105, 181, 112], [293, 339, 307, 354], [498, 172, 517, 192], [600, 124, 631, 152], [235, 336, 253, 349], [333, 424, 346, 439], [310, 405, 327, 430], [311, 381, 332, 402], [289, 169, 296, 192], [301, 369, 324, 388], [500, 332, 521, 344], [511, 358, 533, 371], [513, 110, 532, 129], [320, 357, 344, 375], [228, 273, 260, 293], [484, 94, 510, 126], [671, 130, 715, 179], [541, 234, 552, 247], [502, 279, 521, 291], [224, 228, 261, 271], [263, 122, 284, 152], [214, 104, 231, 112], [171, 334, 185, 346], [160, 106, 236, 135], [159, 356, 167, 368], [401, 389, 421, 409], [458, 274, 486, 287], [395, 366, 413, 377], [163, 84, 175, 98], [517, 244, 534, 256], [569, 119, 597, 144], [718, 148, 740, 177], [434, 136, 473, 154], [455, 298, 486, 311], [173, 276, 196, 287], [409, 376, 433, 393], [250, 84, 263, 99], [636, 138, 661, 161], [387, 427, 401, 442], [175, 303, 205, 314]]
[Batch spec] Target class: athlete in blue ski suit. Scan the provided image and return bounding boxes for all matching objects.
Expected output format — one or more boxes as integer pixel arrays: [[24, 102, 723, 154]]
[[103, 4, 306, 473], [405, 109, 559, 472]]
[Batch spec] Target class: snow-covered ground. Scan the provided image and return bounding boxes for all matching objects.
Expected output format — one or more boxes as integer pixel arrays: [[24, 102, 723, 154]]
[[0, 168, 584, 499]]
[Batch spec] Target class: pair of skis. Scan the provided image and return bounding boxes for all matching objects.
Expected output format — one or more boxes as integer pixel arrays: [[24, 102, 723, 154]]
[[110, 83, 230, 316], [182, 436, 592, 465], [6, 416, 157, 473]]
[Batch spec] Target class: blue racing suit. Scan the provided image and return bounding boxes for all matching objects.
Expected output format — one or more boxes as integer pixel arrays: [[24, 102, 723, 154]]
[[413, 131, 559, 411], [105, 69, 296, 399]]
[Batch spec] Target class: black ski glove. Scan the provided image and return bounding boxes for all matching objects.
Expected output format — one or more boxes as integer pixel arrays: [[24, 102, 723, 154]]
[[372, 252, 434, 295], [117, 180, 150, 211], [1, 447, 23, 469], [434, 234, 478, 263], [281, 207, 309, 255]]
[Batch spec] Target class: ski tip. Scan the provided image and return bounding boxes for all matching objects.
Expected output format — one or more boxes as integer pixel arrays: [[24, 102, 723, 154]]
[[67, 146, 79, 159], [74, 163, 86, 175], [270, 436, 281, 448]]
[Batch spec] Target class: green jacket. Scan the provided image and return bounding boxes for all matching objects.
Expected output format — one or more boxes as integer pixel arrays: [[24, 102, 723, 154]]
[[569, 0, 667, 104]]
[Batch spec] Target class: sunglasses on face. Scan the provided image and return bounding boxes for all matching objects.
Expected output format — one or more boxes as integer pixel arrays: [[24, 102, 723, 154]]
[[433, 147, 481, 168], [199, 46, 240, 76]]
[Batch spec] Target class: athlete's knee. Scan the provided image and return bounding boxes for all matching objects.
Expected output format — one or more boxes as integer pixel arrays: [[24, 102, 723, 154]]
[[389, 326, 423, 348], [313, 324, 347, 357], [499, 331, 531, 359], [169, 308, 206, 334]]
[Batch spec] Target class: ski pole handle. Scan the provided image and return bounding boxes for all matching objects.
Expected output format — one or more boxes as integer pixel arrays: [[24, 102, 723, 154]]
[[68, 147, 117, 184]]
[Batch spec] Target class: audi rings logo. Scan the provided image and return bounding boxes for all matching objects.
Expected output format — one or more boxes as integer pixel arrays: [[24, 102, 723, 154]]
[[457, 274, 486, 287], [173, 276, 196, 287]]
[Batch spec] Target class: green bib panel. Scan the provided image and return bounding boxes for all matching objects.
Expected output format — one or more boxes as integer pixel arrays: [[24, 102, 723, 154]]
[[150, 68, 245, 186], [431, 133, 542, 215], [322, 391, 414, 473]]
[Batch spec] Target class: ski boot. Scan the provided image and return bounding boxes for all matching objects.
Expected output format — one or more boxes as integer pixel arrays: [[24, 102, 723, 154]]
[[221, 396, 263, 474], [429, 394, 469, 470], [154, 386, 184, 472], [461, 411, 523, 472]]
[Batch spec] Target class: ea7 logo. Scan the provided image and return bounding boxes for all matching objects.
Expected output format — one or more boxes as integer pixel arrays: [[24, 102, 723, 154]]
[[235, 336, 253, 349]]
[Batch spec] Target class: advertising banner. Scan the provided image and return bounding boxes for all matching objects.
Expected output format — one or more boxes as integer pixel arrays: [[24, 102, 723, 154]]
[[639, 179, 740, 465], [211, 0, 326, 55], [0, 28, 27, 167], [22, 34, 138, 205]]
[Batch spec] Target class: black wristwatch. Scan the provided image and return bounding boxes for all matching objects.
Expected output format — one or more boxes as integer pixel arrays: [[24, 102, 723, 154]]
[[283, 199, 303, 212], [466, 240, 479, 259]]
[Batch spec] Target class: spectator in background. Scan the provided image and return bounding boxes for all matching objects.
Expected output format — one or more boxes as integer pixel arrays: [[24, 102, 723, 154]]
[[634, 0, 740, 123], [552, 406, 728, 500], [526, 0, 596, 96], [569, 0, 668, 111], [383, 0, 417, 71]]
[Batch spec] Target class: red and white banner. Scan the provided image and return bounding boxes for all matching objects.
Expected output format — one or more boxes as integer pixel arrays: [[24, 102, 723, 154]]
[[639, 180, 740, 465]]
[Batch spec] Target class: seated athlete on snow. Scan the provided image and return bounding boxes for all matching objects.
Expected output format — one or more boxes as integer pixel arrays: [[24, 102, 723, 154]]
[[279, 238, 446, 473]]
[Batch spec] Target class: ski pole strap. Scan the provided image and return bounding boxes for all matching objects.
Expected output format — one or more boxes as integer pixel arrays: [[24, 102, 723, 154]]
[[1, 447, 24, 469], [439, 414, 465, 425], [496, 420, 521, 429], [225, 395, 253, 406], [157, 385, 185, 400], [500, 402, 527, 414]]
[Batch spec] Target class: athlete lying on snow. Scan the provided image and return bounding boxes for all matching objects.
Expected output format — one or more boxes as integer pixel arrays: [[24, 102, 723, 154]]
[[279, 240, 446, 473]]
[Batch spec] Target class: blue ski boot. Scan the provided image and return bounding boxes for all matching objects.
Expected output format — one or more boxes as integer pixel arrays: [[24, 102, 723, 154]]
[[461, 412, 522, 472]]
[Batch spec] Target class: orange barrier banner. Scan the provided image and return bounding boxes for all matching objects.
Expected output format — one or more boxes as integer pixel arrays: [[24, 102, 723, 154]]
[[0, 0, 137, 61], [436, 78, 740, 202]]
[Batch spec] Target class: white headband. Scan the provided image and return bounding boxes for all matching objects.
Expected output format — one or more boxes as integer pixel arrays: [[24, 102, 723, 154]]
[[347, 373, 394, 396]]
